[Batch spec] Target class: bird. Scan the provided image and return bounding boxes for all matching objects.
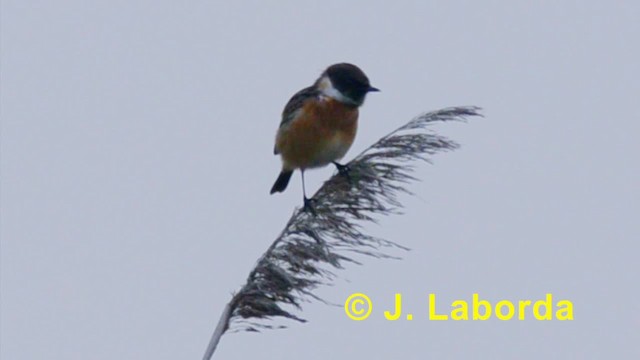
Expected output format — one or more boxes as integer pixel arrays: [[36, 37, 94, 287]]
[[270, 63, 379, 209]]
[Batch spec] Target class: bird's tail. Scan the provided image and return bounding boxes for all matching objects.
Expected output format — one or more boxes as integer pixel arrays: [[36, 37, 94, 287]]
[[270, 170, 293, 194]]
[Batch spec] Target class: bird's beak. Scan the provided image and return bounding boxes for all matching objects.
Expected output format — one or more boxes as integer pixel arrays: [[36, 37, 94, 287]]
[[368, 86, 380, 92]]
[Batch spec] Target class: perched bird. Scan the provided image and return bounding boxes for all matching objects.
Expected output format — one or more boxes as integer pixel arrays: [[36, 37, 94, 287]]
[[270, 63, 379, 208]]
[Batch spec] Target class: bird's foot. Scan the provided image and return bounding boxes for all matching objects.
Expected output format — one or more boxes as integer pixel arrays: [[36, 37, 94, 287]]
[[303, 197, 317, 215], [333, 162, 353, 183], [333, 161, 350, 176]]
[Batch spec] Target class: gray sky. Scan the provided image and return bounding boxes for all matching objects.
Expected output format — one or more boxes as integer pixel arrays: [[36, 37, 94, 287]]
[[2, 1, 639, 359]]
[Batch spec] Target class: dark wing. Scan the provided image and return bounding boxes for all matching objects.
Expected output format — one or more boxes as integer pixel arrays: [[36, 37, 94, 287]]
[[279, 86, 318, 128], [274, 86, 319, 154]]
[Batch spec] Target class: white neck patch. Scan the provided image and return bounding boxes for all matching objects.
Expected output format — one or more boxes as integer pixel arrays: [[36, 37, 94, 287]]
[[317, 75, 358, 106]]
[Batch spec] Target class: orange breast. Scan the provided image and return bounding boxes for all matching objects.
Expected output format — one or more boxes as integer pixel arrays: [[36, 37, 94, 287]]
[[276, 98, 358, 170]]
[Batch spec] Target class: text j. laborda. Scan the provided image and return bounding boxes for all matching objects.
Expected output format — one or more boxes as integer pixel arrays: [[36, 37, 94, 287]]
[[344, 293, 573, 321]]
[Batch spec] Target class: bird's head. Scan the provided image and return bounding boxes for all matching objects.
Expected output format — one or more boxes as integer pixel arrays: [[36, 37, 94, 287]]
[[315, 63, 379, 107]]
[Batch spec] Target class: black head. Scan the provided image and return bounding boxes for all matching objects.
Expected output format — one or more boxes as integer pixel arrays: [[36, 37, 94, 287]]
[[318, 63, 379, 106]]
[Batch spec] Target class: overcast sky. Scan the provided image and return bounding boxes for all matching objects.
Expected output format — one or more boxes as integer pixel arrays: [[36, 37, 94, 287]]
[[2, 1, 639, 359]]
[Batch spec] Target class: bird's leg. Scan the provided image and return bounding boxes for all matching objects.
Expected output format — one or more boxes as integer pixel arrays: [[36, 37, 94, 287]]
[[301, 170, 317, 214]]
